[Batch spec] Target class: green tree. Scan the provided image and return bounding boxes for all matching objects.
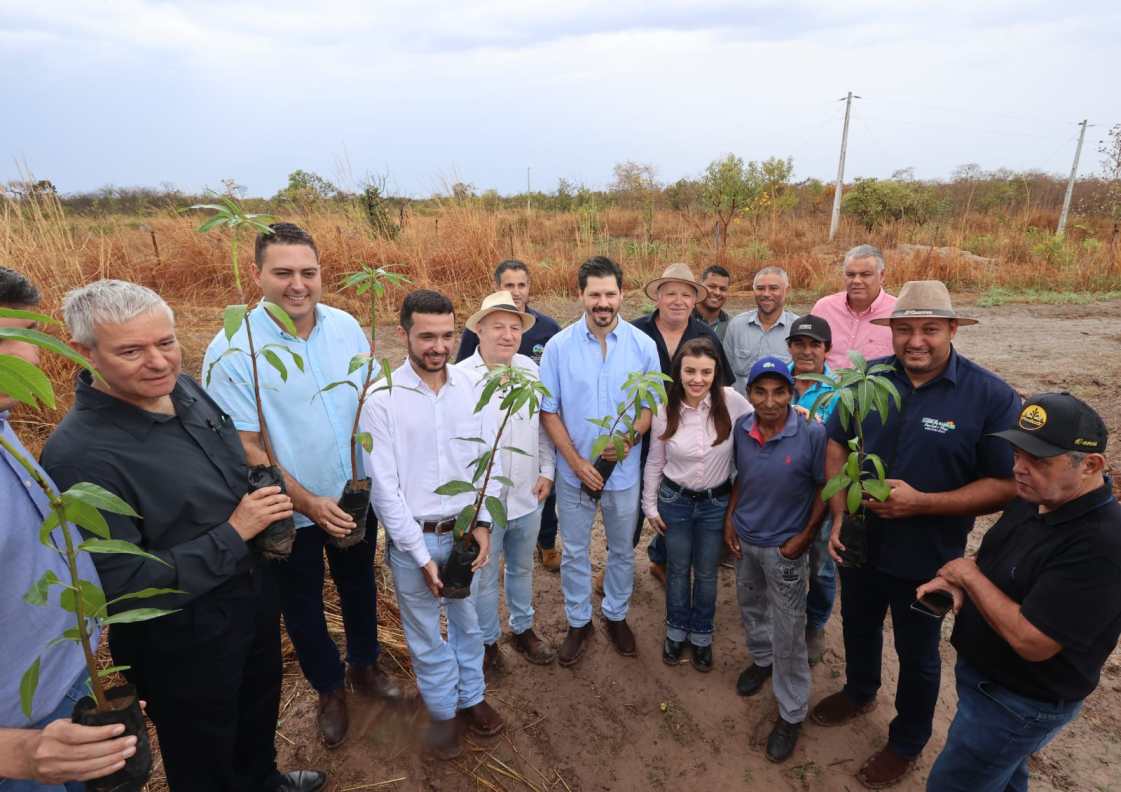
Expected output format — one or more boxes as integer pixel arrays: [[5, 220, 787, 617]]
[[701, 154, 763, 250], [273, 169, 339, 204], [760, 156, 795, 237]]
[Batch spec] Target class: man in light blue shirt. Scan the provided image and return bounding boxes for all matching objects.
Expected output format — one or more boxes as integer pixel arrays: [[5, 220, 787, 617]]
[[723, 266, 799, 394], [203, 223, 400, 750], [539, 256, 660, 666]]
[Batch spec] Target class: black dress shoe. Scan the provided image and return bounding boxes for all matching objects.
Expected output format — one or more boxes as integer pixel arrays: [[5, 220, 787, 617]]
[[690, 643, 713, 673], [662, 637, 686, 665], [271, 769, 327, 792], [736, 662, 773, 697], [765, 718, 802, 763]]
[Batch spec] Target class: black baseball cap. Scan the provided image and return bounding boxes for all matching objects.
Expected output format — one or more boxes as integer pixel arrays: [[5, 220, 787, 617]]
[[991, 392, 1108, 458], [786, 314, 832, 345]]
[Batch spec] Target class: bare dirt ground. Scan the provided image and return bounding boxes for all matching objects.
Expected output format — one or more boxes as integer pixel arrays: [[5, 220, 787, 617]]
[[170, 293, 1121, 792]]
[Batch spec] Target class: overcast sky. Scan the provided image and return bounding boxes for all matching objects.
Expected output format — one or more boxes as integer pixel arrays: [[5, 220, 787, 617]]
[[1, 1, 1116, 197]]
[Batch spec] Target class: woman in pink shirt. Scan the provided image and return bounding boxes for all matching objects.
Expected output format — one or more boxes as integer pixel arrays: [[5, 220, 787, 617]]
[[643, 337, 753, 671]]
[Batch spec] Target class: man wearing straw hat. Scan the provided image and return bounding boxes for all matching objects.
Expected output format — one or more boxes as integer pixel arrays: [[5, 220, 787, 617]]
[[632, 263, 735, 585], [810, 280, 1020, 789], [457, 291, 558, 675]]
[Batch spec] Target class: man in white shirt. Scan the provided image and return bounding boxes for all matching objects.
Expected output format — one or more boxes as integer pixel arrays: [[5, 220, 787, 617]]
[[360, 290, 503, 761], [457, 291, 557, 675]]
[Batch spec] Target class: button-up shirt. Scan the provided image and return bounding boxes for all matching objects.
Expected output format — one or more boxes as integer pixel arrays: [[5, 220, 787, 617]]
[[641, 388, 753, 518], [2, 413, 98, 725], [539, 316, 660, 491], [456, 351, 556, 521], [455, 307, 562, 366], [631, 310, 736, 386], [811, 288, 897, 370], [692, 308, 731, 341], [41, 373, 254, 611], [722, 309, 800, 394], [824, 349, 1020, 580], [791, 362, 838, 421], [202, 302, 370, 528], [361, 360, 503, 568]]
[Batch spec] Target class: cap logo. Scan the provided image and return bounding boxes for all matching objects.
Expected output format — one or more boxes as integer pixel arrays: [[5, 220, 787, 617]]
[[763, 361, 775, 368], [1019, 405, 1047, 431], [1074, 438, 1100, 448]]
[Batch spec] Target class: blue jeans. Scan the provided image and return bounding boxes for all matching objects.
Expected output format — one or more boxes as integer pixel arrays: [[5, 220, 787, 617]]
[[0, 673, 88, 792], [555, 477, 640, 626], [927, 659, 1081, 792], [471, 504, 542, 643], [657, 482, 726, 647], [388, 533, 485, 721], [806, 516, 836, 631]]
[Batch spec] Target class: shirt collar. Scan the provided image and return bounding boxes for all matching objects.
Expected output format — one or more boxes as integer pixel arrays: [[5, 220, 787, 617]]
[[582, 314, 620, 342], [1041, 480, 1116, 526], [888, 346, 960, 388], [398, 358, 459, 394], [846, 287, 890, 316], [747, 309, 792, 328], [743, 406, 800, 444], [252, 300, 323, 341], [73, 370, 193, 439], [681, 393, 712, 413]]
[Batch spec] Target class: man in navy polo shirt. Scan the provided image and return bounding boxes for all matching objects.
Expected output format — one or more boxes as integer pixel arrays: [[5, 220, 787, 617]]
[[724, 356, 827, 763], [810, 281, 1020, 789]]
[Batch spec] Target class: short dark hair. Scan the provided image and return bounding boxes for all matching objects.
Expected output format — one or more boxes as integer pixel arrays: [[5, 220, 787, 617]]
[[400, 289, 454, 331], [701, 265, 730, 281], [494, 259, 529, 285], [0, 267, 40, 308], [255, 222, 319, 266], [577, 256, 623, 291]]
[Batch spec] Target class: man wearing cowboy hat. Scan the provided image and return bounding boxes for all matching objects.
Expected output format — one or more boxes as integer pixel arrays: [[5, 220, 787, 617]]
[[456, 291, 558, 675], [632, 263, 735, 584], [918, 393, 1121, 791], [810, 280, 1021, 788]]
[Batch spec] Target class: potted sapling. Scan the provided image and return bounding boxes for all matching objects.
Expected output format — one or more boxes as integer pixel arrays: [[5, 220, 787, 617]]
[[1, 307, 182, 792], [316, 264, 410, 549], [582, 370, 672, 500], [797, 350, 901, 567], [191, 199, 305, 561], [434, 364, 550, 598]]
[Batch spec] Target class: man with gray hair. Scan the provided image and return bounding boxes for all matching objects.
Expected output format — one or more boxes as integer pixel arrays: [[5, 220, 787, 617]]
[[722, 266, 799, 394], [41, 280, 326, 792], [811, 244, 897, 370]]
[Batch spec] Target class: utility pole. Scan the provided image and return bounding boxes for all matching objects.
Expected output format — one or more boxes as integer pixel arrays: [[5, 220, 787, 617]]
[[1056, 119, 1089, 236], [829, 91, 859, 241]]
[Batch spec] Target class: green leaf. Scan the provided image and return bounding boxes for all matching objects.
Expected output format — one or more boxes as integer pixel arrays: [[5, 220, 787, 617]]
[[348, 353, 374, 375], [0, 306, 58, 325], [204, 347, 243, 386], [263, 302, 299, 337], [20, 657, 40, 719], [23, 569, 61, 606], [77, 538, 170, 566], [484, 496, 507, 531], [59, 579, 106, 615], [871, 375, 903, 411], [591, 434, 611, 460], [316, 380, 358, 398], [585, 416, 612, 430], [354, 431, 373, 454], [434, 480, 476, 496], [821, 475, 852, 502], [844, 451, 860, 482], [0, 354, 55, 408], [283, 348, 304, 373], [847, 349, 868, 370], [37, 510, 60, 547], [866, 453, 886, 481], [857, 380, 872, 422], [97, 665, 131, 677], [453, 505, 477, 540], [100, 607, 181, 626], [222, 304, 248, 341], [475, 375, 503, 412], [499, 445, 530, 456], [63, 482, 140, 517], [611, 436, 628, 461], [63, 499, 110, 539], [102, 587, 185, 612], [866, 363, 895, 375], [455, 436, 488, 445], [795, 372, 835, 386], [846, 480, 863, 514], [862, 479, 892, 502], [471, 450, 493, 484], [806, 389, 836, 422], [0, 327, 96, 375], [492, 475, 515, 487], [261, 348, 288, 382]]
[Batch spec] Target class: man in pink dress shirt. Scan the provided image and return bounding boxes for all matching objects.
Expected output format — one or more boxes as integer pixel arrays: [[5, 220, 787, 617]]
[[811, 245, 897, 370]]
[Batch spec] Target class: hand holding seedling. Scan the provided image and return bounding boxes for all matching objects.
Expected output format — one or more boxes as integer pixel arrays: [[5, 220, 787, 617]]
[[469, 526, 491, 572], [228, 486, 294, 541], [600, 437, 632, 462], [573, 458, 605, 492], [20, 720, 138, 784], [421, 561, 444, 598], [300, 495, 356, 538], [864, 478, 927, 519]]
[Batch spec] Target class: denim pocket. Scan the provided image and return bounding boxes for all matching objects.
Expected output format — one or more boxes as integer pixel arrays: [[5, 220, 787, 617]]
[[976, 680, 1042, 726], [658, 482, 682, 504]]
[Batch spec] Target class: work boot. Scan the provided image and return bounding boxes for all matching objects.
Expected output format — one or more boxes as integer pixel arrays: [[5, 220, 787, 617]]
[[557, 624, 592, 667], [690, 643, 713, 673], [513, 628, 556, 665], [461, 700, 505, 737], [347, 663, 403, 701], [810, 690, 877, 727], [806, 626, 826, 666], [735, 663, 773, 697], [593, 568, 605, 596], [270, 770, 328, 791], [662, 637, 686, 666], [316, 688, 348, 748], [483, 642, 505, 681], [765, 718, 802, 763], [423, 717, 461, 761], [604, 617, 637, 657], [649, 562, 667, 586], [856, 745, 917, 789], [537, 544, 561, 572]]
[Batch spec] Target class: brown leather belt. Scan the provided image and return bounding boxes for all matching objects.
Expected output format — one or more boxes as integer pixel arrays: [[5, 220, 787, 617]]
[[421, 517, 458, 534]]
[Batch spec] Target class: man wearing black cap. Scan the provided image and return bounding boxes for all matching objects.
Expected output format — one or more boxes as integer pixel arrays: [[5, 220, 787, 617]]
[[918, 393, 1121, 792]]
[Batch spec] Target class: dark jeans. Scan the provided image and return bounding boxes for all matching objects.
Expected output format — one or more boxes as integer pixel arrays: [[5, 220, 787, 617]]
[[839, 564, 942, 758], [927, 659, 1081, 792], [109, 564, 281, 792], [657, 483, 727, 645], [537, 489, 558, 550], [276, 514, 381, 694]]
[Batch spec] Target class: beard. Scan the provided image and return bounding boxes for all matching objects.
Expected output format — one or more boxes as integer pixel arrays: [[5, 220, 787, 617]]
[[408, 347, 447, 374], [590, 307, 617, 326]]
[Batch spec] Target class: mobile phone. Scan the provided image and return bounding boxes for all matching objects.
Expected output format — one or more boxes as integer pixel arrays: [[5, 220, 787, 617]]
[[910, 590, 954, 619]]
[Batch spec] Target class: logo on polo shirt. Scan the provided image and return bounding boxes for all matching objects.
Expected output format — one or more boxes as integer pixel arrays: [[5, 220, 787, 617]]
[[921, 417, 957, 434], [531, 344, 545, 363], [1019, 405, 1047, 431]]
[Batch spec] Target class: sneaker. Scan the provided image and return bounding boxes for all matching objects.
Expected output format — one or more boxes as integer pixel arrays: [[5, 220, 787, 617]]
[[810, 691, 877, 727], [806, 626, 826, 666], [557, 624, 592, 667], [765, 718, 802, 763], [735, 663, 773, 697], [662, 637, 686, 665], [690, 643, 713, 673]]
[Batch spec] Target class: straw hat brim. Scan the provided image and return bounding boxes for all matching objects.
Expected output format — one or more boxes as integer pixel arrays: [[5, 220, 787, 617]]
[[871, 311, 978, 327], [465, 305, 536, 334], [644, 277, 708, 303]]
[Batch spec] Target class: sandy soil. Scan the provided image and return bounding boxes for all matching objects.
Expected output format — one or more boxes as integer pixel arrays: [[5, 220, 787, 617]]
[[172, 294, 1121, 792]]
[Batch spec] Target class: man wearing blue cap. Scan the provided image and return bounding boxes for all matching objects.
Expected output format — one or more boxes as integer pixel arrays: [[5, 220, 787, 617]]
[[723, 355, 828, 763]]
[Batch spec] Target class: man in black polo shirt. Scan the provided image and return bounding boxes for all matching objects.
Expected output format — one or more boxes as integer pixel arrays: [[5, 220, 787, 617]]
[[810, 281, 1020, 789], [41, 280, 325, 792], [919, 393, 1121, 792]]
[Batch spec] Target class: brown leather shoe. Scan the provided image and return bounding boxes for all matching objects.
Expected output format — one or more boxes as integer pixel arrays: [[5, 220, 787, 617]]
[[317, 688, 348, 748], [461, 700, 505, 737], [810, 690, 876, 727], [513, 628, 556, 665], [537, 545, 561, 572], [593, 568, 605, 596], [423, 717, 462, 760], [557, 624, 592, 667], [856, 745, 917, 789], [483, 642, 505, 680], [649, 562, 667, 586], [347, 663, 403, 701], [603, 617, 637, 657]]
